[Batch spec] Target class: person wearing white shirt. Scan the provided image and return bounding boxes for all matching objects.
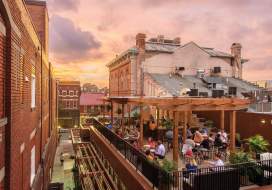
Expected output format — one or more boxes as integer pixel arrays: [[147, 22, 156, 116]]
[[155, 140, 166, 159], [207, 153, 224, 167], [218, 129, 228, 143]]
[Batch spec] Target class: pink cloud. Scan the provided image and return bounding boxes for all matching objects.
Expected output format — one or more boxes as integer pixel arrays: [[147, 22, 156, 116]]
[[48, 0, 272, 86]]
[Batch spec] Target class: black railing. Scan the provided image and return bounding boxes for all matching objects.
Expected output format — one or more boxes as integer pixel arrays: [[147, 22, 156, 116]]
[[92, 118, 170, 189], [92, 118, 272, 190], [181, 160, 272, 190]]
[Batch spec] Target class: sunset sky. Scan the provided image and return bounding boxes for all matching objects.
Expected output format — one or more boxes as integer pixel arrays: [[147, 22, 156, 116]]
[[47, 0, 272, 87]]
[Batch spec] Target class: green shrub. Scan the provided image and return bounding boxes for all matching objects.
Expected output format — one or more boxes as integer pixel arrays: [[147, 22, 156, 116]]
[[247, 135, 270, 154]]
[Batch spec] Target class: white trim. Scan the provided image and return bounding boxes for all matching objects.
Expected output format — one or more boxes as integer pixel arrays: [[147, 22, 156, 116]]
[[0, 22, 6, 36], [0, 167, 5, 183], [20, 143, 25, 154], [29, 128, 36, 140]]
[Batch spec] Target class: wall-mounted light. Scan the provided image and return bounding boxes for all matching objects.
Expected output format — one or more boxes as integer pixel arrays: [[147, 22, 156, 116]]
[[261, 119, 266, 124]]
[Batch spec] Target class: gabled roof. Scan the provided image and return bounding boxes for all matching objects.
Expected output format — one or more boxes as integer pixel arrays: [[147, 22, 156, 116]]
[[145, 41, 180, 53], [80, 93, 105, 106]]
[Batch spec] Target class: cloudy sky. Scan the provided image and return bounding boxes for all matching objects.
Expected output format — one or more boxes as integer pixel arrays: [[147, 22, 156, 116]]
[[47, 0, 272, 87]]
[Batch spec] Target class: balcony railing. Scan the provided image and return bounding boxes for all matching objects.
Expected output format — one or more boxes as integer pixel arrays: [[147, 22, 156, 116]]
[[91, 118, 272, 190]]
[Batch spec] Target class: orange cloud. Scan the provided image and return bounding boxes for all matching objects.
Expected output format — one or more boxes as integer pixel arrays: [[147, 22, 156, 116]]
[[47, 0, 272, 87]]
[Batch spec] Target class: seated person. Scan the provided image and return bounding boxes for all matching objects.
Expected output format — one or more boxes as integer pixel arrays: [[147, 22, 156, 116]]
[[193, 131, 203, 144], [214, 134, 223, 147], [186, 127, 193, 138], [155, 140, 166, 159], [147, 137, 156, 149], [186, 157, 198, 173], [185, 138, 195, 148], [207, 153, 224, 167], [200, 134, 211, 150], [182, 142, 194, 156], [145, 149, 154, 161], [218, 129, 228, 143], [200, 127, 208, 135]]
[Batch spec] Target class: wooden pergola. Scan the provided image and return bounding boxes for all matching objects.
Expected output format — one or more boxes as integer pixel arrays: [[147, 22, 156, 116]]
[[106, 96, 251, 166]]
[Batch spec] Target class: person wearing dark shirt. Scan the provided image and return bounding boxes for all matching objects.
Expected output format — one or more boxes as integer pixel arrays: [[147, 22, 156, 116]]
[[200, 135, 211, 150]]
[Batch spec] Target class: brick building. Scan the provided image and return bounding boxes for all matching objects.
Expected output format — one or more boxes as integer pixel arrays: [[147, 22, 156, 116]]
[[0, 1, 58, 190], [58, 81, 81, 128], [107, 33, 260, 98]]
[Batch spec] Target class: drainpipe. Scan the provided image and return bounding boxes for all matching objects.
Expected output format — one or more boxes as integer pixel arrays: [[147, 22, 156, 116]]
[[39, 44, 44, 189]]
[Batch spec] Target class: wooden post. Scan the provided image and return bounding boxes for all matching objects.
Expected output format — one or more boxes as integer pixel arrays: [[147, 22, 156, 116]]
[[166, 110, 170, 118], [139, 105, 144, 147], [128, 104, 131, 128], [220, 110, 225, 130], [187, 110, 192, 126], [111, 101, 113, 126], [121, 104, 125, 133], [230, 111, 236, 151], [173, 111, 179, 166], [156, 107, 160, 127], [103, 101, 105, 119], [183, 111, 188, 144]]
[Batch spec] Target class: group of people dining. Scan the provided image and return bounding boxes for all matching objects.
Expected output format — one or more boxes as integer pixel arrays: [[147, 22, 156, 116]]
[[144, 137, 166, 160]]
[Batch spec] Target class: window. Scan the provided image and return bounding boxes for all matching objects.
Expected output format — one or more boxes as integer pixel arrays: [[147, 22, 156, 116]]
[[31, 74, 36, 108], [62, 90, 67, 96], [66, 100, 69, 109], [73, 100, 77, 109], [69, 90, 74, 96], [30, 146, 35, 185]]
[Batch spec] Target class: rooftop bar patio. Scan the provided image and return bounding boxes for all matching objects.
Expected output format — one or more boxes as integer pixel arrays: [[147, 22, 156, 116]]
[[87, 96, 272, 190]]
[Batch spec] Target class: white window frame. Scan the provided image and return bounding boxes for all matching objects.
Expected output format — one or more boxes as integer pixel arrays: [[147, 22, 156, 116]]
[[62, 90, 67, 96], [69, 90, 74, 97], [31, 74, 36, 108], [30, 146, 35, 185]]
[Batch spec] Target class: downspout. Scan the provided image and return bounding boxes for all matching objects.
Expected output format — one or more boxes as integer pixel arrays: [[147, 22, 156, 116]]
[[39, 44, 44, 189]]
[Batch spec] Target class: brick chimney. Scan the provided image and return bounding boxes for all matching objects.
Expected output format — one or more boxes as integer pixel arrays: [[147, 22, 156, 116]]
[[231, 43, 242, 79], [136, 33, 146, 50], [157, 35, 164, 43]]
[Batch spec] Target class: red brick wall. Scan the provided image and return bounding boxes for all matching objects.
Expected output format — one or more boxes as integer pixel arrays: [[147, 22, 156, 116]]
[[109, 61, 131, 96], [0, 1, 58, 190], [0, 12, 6, 190]]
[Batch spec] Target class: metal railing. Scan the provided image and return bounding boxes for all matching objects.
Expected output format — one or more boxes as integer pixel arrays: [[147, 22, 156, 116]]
[[92, 118, 170, 189], [92, 118, 272, 190], [181, 160, 272, 190]]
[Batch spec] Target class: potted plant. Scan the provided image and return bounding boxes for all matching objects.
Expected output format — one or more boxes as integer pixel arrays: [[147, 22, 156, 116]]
[[162, 118, 173, 130], [159, 159, 177, 189], [247, 135, 270, 159], [229, 151, 262, 186]]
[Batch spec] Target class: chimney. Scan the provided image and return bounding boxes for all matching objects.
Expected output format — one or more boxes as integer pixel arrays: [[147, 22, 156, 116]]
[[231, 43, 242, 79], [157, 35, 164, 43], [173, 37, 181, 45], [136, 33, 146, 50]]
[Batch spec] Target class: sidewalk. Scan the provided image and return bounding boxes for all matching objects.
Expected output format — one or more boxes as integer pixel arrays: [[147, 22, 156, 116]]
[[51, 130, 75, 190]]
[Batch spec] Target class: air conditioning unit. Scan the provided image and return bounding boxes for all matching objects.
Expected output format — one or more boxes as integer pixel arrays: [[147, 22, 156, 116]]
[[212, 90, 224, 98], [199, 92, 208, 97], [189, 89, 198, 96], [213, 67, 221, 73], [229, 87, 237, 96]]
